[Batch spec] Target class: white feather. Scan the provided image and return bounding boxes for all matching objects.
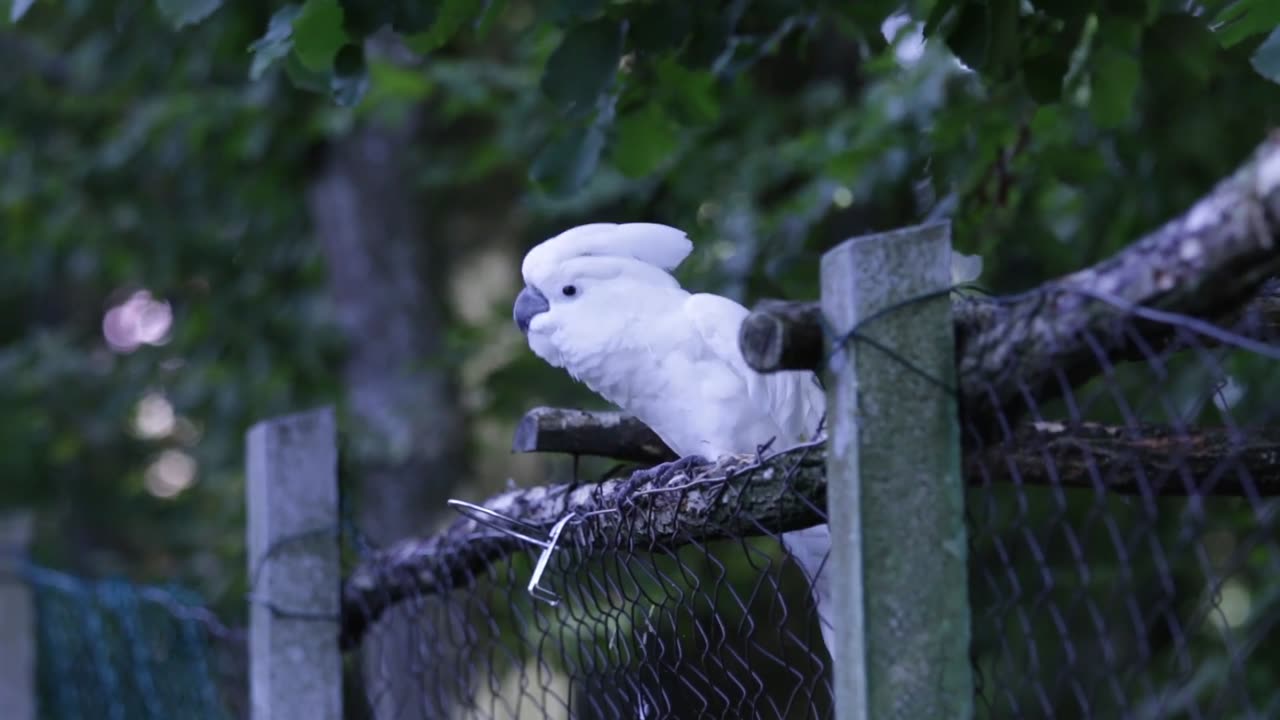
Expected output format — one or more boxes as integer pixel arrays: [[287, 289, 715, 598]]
[[682, 293, 825, 450], [517, 223, 836, 660], [521, 223, 692, 284]]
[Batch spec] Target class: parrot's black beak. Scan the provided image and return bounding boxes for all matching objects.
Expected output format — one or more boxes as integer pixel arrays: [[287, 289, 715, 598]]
[[513, 285, 550, 334]]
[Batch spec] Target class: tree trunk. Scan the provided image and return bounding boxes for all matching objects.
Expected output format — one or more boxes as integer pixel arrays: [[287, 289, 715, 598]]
[[308, 114, 466, 720]]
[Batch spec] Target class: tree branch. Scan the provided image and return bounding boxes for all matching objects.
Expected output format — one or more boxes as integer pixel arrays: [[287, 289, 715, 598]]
[[340, 445, 826, 650], [341, 407, 1280, 648], [968, 420, 1280, 496], [741, 133, 1280, 431], [740, 285, 1280, 375], [511, 407, 675, 464], [738, 300, 826, 374]]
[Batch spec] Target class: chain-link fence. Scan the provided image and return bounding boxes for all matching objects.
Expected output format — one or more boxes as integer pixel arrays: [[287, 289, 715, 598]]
[[965, 285, 1280, 719], [330, 139, 1280, 720], [343, 443, 834, 720], [337, 281, 1280, 720], [340, 296, 1279, 719]]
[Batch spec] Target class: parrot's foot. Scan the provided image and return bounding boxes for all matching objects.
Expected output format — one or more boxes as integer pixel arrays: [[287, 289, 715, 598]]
[[613, 454, 709, 508]]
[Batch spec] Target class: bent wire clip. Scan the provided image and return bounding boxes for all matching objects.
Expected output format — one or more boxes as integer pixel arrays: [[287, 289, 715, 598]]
[[446, 499, 583, 606]]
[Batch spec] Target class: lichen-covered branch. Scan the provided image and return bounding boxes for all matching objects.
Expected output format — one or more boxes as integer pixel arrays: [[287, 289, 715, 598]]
[[340, 446, 825, 649], [740, 285, 1280, 377], [340, 408, 1280, 648], [741, 134, 1280, 431], [968, 421, 1280, 496]]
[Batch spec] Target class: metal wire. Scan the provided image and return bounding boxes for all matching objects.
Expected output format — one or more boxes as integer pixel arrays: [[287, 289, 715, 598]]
[[15, 281, 1277, 720], [343, 285, 1280, 720]]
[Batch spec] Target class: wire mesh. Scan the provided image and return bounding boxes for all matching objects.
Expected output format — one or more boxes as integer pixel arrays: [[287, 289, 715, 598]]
[[22, 564, 246, 720], [339, 278, 1280, 720], [345, 444, 834, 720], [965, 288, 1280, 720]]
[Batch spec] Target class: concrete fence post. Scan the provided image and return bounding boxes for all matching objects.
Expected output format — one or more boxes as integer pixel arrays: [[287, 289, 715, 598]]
[[0, 510, 35, 720], [820, 222, 972, 719], [247, 407, 343, 720]]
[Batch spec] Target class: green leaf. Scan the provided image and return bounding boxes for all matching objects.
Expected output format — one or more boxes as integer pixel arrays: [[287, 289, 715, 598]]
[[1096, 17, 1142, 51], [10, 0, 36, 23], [1021, 9, 1083, 103], [338, 0, 396, 36], [331, 43, 369, 106], [390, 0, 437, 34], [629, 2, 693, 53], [284, 51, 331, 94], [611, 104, 679, 177], [1089, 47, 1139, 128], [248, 5, 302, 81], [1213, 0, 1280, 47], [834, 0, 897, 28], [546, 0, 604, 24], [942, 0, 1019, 77], [154, 0, 223, 28], [531, 119, 608, 195], [923, 0, 960, 37], [475, 0, 507, 38], [654, 58, 718, 125], [1105, 0, 1157, 22], [1023, 49, 1071, 103], [827, 147, 877, 182], [1029, 103, 1071, 144], [944, 2, 990, 70], [1251, 26, 1280, 83], [1029, 0, 1093, 21], [1143, 13, 1218, 90], [541, 19, 623, 110], [987, 0, 1021, 78], [365, 60, 434, 105], [403, 0, 475, 53], [292, 0, 348, 72]]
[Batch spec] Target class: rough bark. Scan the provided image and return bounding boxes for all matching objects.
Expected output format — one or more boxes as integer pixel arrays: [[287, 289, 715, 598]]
[[741, 284, 1280, 386], [340, 446, 827, 649], [740, 133, 1280, 433], [738, 299, 827, 374], [308, 117, 467, 720], [511, 406, 675, 464], [967, 420, 1280, 496], [340, 407, 1280, 647]]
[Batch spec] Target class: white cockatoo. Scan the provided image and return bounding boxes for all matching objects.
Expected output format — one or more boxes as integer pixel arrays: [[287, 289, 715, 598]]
[[512, 222, 835, 658]]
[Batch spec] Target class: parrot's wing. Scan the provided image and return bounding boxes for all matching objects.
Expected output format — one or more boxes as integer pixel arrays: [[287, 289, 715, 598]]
[[683, 293, 826, 446], [685, 293, 834, 656]]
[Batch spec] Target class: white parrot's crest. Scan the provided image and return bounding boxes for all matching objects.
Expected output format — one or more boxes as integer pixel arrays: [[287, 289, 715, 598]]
[[521, 223, 693, 282]]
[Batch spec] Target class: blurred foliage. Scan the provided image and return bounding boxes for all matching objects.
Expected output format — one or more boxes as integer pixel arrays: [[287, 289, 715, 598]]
[[3, 0, 1280, 712]]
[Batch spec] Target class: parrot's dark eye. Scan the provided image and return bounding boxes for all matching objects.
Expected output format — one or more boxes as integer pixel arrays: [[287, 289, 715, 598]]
[[562, 285, 577, 297]]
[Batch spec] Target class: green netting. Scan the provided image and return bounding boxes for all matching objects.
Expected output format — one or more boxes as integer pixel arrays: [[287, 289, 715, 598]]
[[26, 564, 242, 720]]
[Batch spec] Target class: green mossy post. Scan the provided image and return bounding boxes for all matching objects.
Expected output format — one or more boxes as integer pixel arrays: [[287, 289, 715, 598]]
[[820, 222, 972, 719]]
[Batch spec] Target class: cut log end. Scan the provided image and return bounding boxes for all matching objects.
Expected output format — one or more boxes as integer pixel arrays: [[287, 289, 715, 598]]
[[739, 299, 825, 373]]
